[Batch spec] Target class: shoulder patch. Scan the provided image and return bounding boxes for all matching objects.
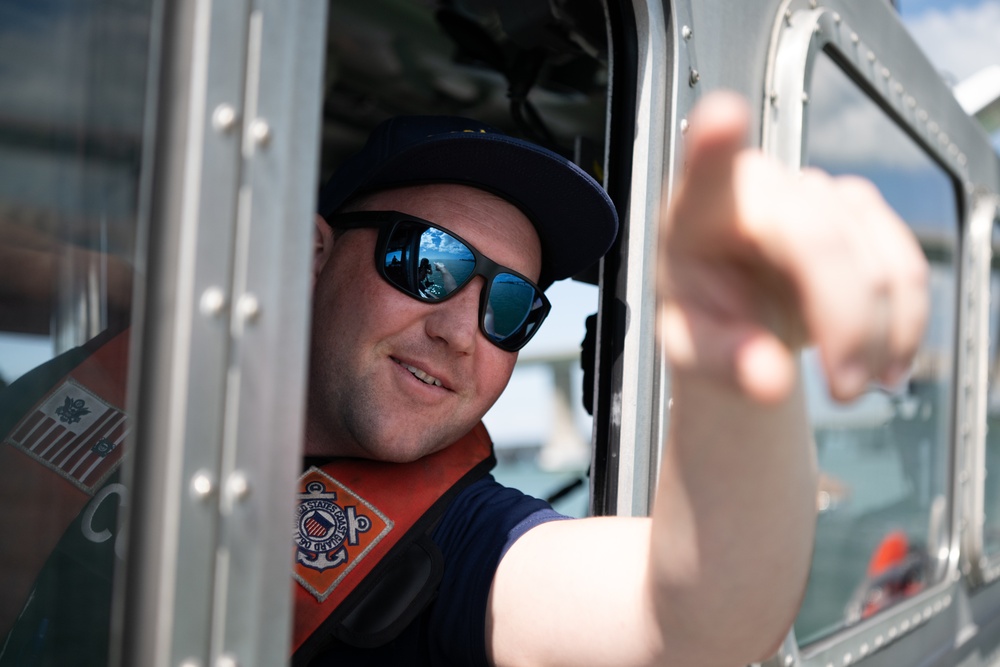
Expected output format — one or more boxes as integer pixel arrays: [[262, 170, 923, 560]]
[[293, 466, 393, 602], [4, 378, 127, 494]]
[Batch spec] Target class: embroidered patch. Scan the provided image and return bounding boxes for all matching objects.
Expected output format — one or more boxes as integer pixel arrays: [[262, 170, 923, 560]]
[[4, 378, 128, 494], [293, 467, 393, 602]]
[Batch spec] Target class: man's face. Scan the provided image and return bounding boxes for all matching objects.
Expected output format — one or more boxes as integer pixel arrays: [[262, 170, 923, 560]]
[[306, 183, 543, 461]]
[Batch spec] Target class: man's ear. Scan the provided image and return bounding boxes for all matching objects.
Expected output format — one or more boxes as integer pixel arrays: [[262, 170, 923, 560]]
[[313, 214, 335, 287]]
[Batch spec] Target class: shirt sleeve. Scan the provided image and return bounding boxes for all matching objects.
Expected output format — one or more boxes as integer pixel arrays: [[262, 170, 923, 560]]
[[426, 474, 568, 666]]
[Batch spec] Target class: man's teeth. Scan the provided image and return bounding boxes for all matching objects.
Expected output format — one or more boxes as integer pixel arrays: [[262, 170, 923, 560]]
[[400, 361, 443, 387]]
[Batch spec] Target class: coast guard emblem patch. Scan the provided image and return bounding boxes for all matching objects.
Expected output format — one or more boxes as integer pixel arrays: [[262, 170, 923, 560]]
[[293, 466, 392, 602]]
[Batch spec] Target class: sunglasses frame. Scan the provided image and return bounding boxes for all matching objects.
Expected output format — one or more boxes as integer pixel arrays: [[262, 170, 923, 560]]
[[329, 210, 551, 351]]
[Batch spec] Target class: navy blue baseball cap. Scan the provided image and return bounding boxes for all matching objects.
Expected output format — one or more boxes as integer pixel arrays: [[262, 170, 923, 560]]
[[317, 116, 618, 288]]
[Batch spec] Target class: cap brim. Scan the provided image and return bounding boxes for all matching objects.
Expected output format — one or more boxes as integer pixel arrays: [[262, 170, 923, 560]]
[[336, 132, 619, 287]]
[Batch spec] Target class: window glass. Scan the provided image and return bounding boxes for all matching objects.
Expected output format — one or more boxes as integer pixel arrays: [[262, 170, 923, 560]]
[[794, 51, 958, 646], [0, 0, 152, 663], [984, 221, 1000, 560], [484, 280, 598, 518]]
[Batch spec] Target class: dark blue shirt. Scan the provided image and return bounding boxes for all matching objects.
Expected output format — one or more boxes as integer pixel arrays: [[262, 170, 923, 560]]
[[310, 474, 566, 666]]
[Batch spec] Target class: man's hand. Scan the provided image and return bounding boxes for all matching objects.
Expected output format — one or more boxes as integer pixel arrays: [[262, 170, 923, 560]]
[[659, 91, 929, 404], [490, 91, 930, 667]]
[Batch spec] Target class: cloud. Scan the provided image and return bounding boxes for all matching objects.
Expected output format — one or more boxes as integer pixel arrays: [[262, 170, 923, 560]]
[[805, 53, 937, 170], [904, 1, 1000, 83], [420, 227, 468, 256], [804, 2, 1000, 170]]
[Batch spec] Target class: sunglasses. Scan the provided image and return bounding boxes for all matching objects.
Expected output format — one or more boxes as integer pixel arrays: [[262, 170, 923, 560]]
[[330, 211, 550, 351]]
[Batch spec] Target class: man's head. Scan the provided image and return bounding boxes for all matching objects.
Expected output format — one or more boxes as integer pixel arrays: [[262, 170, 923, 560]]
[[316, 115, 618, 288], [306, 117, 618, 461]]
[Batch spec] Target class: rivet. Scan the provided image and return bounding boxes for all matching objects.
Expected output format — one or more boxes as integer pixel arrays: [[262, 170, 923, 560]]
[[250, 119, 271, 146], [917, 109, 928, 122], [689, 68, 700, 86], [682, 25, 693, 40], [200, 288, 226, 317], [784, 10, 793, 26], [948, 143, 959, 157], [894, 82, 903, 94], [813, 24, 821, 35], [888, 627, 898, 639], [802, 92, 810, 104], [906, 95, 916, 108], [238, 293, 261, 323], [928, 121, 939, 134], [958, 153, 967, 165], [216, 655, 239, 667], [860, 643, 869, 656], [809, 0, 817, 8], [227, 472, 251, 501], [938, 131, 949, 145], [784, 656, 794, 667], [191, 471, 214, 500], [212, 104, 238, 133], [901, 619, 911, 632], [851, 32, 859, 44], [874, 635, 884, 647], [769, 90, 779, 107], [843, 652, 852, 665], [882, 67, 891, 79], [180, 661, 200, 667], [867, 50, 876, 62], [833, 12, 841, 23], [679, 118, 689, 134]]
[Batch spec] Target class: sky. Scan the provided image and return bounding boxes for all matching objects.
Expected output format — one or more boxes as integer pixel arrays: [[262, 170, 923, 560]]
[[901, 0, 1000, 83], [483, 0, 1000, 449]]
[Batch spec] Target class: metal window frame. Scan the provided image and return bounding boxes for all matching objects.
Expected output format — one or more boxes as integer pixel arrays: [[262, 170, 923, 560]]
[[120, 0, 326, 665], [760, 1, 1000, 665], [595, 0, 672, 518], [967, 194, 1000, 588]]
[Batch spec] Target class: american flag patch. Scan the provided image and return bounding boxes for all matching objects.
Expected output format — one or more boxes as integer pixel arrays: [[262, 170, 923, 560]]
[[305, 513, 333, 538], [4, 378, 128, 494]]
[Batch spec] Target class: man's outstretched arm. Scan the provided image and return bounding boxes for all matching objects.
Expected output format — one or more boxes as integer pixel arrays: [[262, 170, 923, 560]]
[[487, 91, 928, 667]]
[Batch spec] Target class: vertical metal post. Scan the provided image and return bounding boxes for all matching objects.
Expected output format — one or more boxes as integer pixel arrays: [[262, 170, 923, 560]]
[[121, 0, 326, 664]]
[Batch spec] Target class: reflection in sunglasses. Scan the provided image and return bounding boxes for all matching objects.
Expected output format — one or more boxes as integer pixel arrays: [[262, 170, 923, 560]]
[[333, 210, 551, 351]]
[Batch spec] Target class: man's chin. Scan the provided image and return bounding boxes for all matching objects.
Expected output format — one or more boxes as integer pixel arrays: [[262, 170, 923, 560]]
[[370, 438, 453, 463]]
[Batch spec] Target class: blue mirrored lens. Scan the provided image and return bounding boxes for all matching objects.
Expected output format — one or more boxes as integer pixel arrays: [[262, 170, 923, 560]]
[[486, 274, 539, 341], [383, 219, 545, 350]]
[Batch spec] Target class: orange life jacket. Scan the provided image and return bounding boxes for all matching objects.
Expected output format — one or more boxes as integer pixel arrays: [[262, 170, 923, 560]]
[[291, 426, 494, 662], [0, 329, 495, 661], [0, 328, 130, 637]]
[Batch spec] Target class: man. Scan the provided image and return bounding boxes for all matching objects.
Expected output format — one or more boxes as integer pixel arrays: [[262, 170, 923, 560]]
[[294, 90, 928, 667]]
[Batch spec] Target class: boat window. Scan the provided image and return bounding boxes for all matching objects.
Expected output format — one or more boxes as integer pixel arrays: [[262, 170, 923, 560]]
[[794, 50, 959, 647], [322, 0, 612, 517], [985, 219, 1000, 562], [0, 0, 153, 663]]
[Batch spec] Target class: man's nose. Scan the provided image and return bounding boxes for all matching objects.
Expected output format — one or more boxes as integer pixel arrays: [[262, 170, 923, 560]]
[[423, 278, 483, 353]]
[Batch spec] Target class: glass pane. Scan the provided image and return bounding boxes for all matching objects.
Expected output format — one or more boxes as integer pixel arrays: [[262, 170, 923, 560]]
[[794, 51, 958, 647], [984, 221, 1000, 559], [0, 0, 153, 664]]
